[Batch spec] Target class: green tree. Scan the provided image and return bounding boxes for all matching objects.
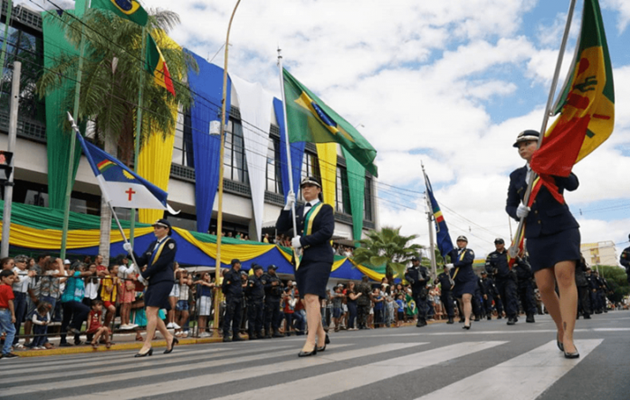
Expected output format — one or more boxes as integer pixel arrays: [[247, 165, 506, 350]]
[[594, 265, 629, 304], [36, 8, 198, 263], [352, 227, 424, 283]]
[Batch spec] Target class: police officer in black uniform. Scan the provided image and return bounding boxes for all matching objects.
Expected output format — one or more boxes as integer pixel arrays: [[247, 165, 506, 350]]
[[246, 264, 265, 340], [262, 265, 284, 338], [586, 268, 600, 314], [485, 238, 519, 325], [435, 265, 455, 324], [472, 275, 486, 321], [620, 234, 630, 284], [222, 259, 244, 342], [575, 256, 592, 319], [513, 256, 537, 323], [480, 271, 495, 320], [356, 276, 372, 329], [405, 256, 429, 327]]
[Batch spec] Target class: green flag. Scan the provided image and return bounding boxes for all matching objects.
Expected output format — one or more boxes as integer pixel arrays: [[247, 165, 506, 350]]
[[282, 68, 378, 177], [91, 0, 148, 26]]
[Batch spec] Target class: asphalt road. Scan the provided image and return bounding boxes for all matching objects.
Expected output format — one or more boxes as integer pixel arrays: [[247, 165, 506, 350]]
[[2, 311, 629, 400]]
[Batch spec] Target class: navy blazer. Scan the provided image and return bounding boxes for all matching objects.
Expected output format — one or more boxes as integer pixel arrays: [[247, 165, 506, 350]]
[[276, 202, 334, 265], [506, 166, 579, 238], [133, 237, 177, 285]]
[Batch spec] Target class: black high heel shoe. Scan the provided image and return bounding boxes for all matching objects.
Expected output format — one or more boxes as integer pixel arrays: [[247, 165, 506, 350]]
[[325, 333, 330, 345], [557, 334, 564, 352], [164, 337, 179, 354], [298, 345, 318, 357], [134, 348, 153, 358]]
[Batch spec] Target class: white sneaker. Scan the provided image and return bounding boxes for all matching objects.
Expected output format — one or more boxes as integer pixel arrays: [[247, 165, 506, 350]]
[[128, 323, 138, 329], [119, 324, 130, 330], [37, 346, 46, 350], [166, 322, 174, 329], [172, 323, 181, 330], [182, 331, 189, 338], [200, 332, 211, 338]]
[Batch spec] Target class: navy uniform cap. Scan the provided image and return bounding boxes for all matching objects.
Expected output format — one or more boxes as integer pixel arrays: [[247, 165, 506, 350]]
[[231, 259, 241, 266], [513, 130, 540, 147], [456, 235, 468, 242], [300, 176, 321, 188], [267, 264, 278, 271], [252, 264, 263, 271]]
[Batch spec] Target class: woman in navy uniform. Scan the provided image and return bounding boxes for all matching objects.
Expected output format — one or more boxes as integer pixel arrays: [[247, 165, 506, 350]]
[[446, 235, 476, 329], [506, 130, 580, 358], [124, 219, 178, 357], [276, 176, 334, 357]]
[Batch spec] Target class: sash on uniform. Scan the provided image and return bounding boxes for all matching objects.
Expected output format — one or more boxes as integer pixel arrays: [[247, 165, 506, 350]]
[[149, 238, 170, 266], [303, 202, 324, 236]]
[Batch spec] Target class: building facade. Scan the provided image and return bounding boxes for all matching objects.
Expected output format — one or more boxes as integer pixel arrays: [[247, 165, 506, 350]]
[[0, 4, 379, 248]]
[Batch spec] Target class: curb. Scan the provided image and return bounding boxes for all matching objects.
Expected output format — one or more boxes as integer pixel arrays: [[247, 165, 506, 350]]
[[15, 337, 223, 357]]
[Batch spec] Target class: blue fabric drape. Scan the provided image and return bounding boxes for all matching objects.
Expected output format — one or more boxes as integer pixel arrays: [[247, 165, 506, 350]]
[[187, 51, 230, 233], [273, 98, 305, 201]]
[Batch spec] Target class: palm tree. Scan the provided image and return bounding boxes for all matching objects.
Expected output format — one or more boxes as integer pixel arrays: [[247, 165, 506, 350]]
[[352, 227, 424, 283], [37, 8, 198, 263]]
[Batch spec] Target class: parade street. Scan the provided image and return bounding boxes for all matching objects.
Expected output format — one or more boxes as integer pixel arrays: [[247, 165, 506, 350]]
[[1, 311, 628, 400]]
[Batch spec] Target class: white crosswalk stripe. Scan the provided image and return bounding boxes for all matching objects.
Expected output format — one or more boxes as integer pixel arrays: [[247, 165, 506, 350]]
[[0, 338, 606, 400], [416, 339, 603, 400]]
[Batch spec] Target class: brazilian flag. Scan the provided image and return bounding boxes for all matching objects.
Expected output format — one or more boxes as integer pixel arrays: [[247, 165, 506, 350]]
[[282, 68, 378, 177], [92, 0, 148, 26]]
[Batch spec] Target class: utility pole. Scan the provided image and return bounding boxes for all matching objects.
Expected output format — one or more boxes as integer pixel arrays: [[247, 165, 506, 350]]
[[1, 61, 20, 257]]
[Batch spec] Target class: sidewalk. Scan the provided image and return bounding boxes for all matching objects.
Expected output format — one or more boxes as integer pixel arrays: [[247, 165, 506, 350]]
[[12, 318, 450, 358]]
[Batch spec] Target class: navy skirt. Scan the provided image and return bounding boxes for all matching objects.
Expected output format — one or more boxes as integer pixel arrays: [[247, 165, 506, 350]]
[[451, 266, 477, 298], [527, 227, 581, 273], [144, 280, 174, 309], [295, 261, 332, 299]]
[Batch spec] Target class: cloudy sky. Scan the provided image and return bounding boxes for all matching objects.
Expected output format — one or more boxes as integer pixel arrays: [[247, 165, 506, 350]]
[[24, 0, 630, 261]]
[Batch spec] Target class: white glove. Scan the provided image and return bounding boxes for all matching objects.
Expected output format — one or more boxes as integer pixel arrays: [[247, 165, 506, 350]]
[[291, 236, 302, 248], [284, 191, 296, 211], [137, 274, 148, 286], [445, 263, 454, 269], [123, 242, 132, 252], [516, 204, 530, 219]]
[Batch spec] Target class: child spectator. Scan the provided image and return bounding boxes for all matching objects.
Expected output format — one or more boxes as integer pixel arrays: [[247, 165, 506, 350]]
[[175, 270, 192, 337], [194, 273, 214, 338], [166, 264, 181, 330], [12, 255, 34, 349], [0, 269, 18, 358], [83, 263, 100, 308], [87, 300, 111, 349], [117, 255, 138, 330], [396, 294, 405, 327], [372, 288, 384, 328], [332, 286, 344, 332], [100, 264, 119, 328], [29, 301, 52, 350], [282, 287, 296, 336]]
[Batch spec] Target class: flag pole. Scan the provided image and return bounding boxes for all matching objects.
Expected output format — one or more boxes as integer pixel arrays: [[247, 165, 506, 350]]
[[129, 25, 147, 249], [60, 0, 90, 260], [276, 49, 300, 263], [509, 0, 578, 257], [212, 0, 241, 338], [421, 163, 437, 279]]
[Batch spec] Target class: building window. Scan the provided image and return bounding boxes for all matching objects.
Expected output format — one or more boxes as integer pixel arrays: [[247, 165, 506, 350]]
[[0, 22, 45, 123], [266, 135, 283, 194], [336, 166, 350, 214], [364, 176, 373, 221], [224, 119, 248, 184]]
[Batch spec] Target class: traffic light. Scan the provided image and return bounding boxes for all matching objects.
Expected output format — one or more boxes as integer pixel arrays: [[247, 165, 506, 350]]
[[0, 151, 13, 184]]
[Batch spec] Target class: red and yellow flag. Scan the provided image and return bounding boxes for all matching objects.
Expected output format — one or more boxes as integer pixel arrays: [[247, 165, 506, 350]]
[[530, 0, 614, 180], [146, 34, 176, 96]]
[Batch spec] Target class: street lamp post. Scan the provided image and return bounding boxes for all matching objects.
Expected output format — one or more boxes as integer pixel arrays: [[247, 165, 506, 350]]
[[212, 0, 241, 338]]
